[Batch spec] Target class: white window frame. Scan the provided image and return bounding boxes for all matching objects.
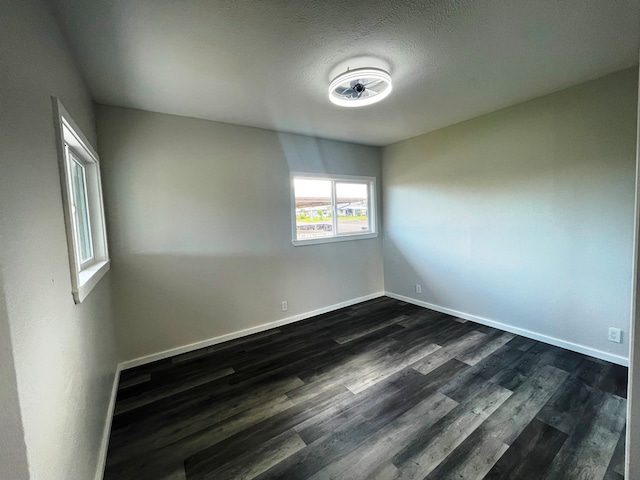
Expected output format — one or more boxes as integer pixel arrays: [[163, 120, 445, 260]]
[[53, 98, 110, 304], [290, 173, 378, 246]]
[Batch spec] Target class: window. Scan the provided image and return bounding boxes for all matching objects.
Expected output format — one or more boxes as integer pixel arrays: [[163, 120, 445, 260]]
[[53, 98, 110, 303], [291, 173, 377, 245]]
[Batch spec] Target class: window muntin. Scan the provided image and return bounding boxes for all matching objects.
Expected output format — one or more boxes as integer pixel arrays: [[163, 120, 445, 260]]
[[292, 174, 377, 245]]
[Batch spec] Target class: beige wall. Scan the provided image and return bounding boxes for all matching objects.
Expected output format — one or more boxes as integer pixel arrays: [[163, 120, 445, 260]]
[[0, 1, 119, 479], [383, 68, 638, 363], [96, 106, 384, 362]]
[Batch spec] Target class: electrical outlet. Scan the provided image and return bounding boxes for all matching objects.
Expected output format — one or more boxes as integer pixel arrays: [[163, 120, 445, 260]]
[[281, 301, 288, 312], [608, 327, 622, 343], [415, 284, 422, 294]]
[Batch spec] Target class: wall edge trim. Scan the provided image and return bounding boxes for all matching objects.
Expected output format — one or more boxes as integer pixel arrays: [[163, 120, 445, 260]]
[[385, 291, 629, 366], [94, 365, 121, 480], [118, 291, 386, 370]]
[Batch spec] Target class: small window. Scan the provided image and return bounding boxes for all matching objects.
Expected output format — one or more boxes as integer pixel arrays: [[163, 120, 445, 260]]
[[291, 173, 377, 246], [53, 99, 110, 303]]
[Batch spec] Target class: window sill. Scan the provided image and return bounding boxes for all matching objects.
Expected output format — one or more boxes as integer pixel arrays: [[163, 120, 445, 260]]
[[73, 259, 110, 304], [292, 232, 378, 247]]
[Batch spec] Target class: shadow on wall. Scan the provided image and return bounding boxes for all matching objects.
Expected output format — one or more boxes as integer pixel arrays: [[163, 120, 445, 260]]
[[108, 248, 378, 361], [382, 73, 637, 356], [95, 105, 384, 363], [382, 164, 633, 349], [383, 233, 549, 328], [110, 252, 281, 361]]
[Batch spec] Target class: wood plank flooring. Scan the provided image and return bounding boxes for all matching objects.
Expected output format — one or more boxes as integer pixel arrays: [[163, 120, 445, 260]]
[[104, 297, 628, 480]]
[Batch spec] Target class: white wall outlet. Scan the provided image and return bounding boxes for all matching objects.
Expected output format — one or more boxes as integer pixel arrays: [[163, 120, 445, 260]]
[[415, 284, 422, 294], [281, 301, 288, 312], [608, 327, 622, 343]]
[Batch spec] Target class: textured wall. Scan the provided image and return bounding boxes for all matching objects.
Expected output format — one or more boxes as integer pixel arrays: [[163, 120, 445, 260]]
[[0, 1, 119, 479], [383, 69, 637, 362], [96, 106, 384, 361]]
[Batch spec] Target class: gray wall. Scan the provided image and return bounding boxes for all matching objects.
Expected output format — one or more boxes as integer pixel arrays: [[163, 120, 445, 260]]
[[0, 1, 119, 479], [96, 106, 384, 362], [626, 62, 640, 479], [383, 69, 638, 362], [0, 272, 29, 480]]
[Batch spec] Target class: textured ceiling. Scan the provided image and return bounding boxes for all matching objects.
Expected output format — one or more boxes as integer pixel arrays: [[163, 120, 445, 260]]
[[50, 0, 639, 146]]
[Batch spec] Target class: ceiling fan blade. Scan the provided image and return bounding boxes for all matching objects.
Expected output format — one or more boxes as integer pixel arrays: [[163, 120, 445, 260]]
[[363, 79, 383, 87], [335, 86, 353, 97]]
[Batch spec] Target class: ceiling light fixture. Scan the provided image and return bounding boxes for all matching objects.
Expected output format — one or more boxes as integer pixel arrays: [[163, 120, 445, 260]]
[[328, 67, 392, 107]]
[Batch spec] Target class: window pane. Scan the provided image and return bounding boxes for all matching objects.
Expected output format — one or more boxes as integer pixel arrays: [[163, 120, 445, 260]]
[[70, 158, 94, 263], [294, 179, 333, 240], [336, 182, 369, 235]]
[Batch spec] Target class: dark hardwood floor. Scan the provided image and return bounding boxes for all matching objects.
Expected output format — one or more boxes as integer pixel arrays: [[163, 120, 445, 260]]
[[104, 297, 628, 480]]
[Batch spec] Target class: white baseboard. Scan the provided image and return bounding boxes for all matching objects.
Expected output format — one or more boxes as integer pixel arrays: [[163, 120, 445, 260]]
[[119, 292, 386, 370], [385, 291, 629, 367], [94, 364, 121, 480]]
